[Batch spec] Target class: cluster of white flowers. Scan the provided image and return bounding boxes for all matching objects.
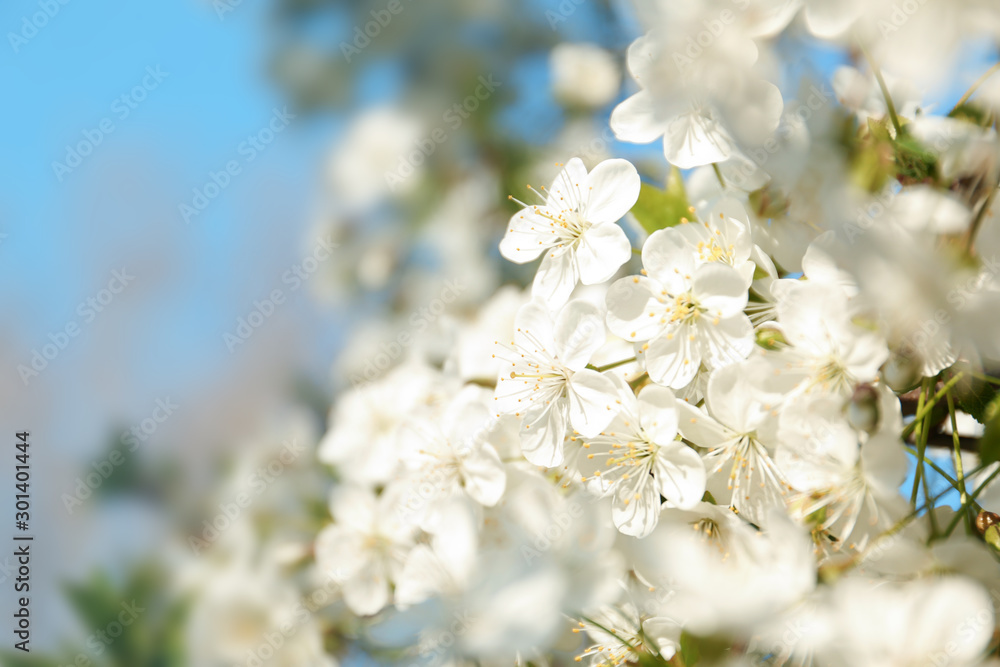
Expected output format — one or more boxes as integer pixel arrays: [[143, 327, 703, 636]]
[[311, 2, 1000, 666]]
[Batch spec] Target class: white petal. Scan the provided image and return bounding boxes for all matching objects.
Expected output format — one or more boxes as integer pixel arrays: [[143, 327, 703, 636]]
[[642, 228, 696, 293], [642, 326, 701, 389], [692, 263, 749, 318], [612, 475, 661, 537], [611, 90, 666, 144], [342, 559, 390, 616], [520, 397, 569, 468], [663, 109, 733, 169], [394, 545, 447, 606], [554, 299, 606, 371], [636, 384, 679, 445], [315, 524, 367, 579], [461, 445, 507, 506], [532, 248, 579, 309], [676, 398, 730, 448], [330, 485, 377, 531], [697, 314, 754, 369], [584, 159, 641, 225], [654, 442, 707, 510], [498, 207, 556, 263], [513, 298, 557, 353], [606, 275, 664, 342], [567, 369, 619, 437], [546, 157, 589, 212], [576, 223, 632, 285]]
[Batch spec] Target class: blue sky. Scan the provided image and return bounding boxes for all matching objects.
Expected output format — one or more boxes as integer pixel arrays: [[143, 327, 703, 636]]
[[0, 0, 350, 451]]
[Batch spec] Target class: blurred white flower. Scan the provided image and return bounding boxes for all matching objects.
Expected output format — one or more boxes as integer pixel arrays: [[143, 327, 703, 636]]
[[327, 106, 424, 210], [315, 484, 415, 616], [550, 43, 621, 108]]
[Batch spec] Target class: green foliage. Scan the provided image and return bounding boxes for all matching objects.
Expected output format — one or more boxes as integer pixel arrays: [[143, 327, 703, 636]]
[[0, 653, 65, 667], [954, 378, 999, 425], [979, 392, 1000, 466], [13, 565, 191, 667], [892, 129, 938, 185], [678, 631, 730, 666], [631, 167, 691, 234], [948, 102, 991, 127]]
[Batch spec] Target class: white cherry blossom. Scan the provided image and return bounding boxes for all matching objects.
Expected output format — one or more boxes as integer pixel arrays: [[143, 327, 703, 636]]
[[500, 158, 639, 308]]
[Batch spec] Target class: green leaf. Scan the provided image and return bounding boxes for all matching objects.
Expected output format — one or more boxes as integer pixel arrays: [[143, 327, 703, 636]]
[[631, 167, 690, 234], [949, 102, 990, 127], [678, 631, 730, 666], [954, 380, 999, 425], [980, 392, 1000, 465]]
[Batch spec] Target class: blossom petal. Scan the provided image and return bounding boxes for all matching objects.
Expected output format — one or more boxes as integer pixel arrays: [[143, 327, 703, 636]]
[[554, 299, 606, 371], [636, 384, 679, 445], [676, 399, 730, 448], [606, 275, 663, 342], [654, 441, 707, 510], [576, 222, 632, 285], [461, 444, 507, 506], [642, 228, 696, 292], [342, 558, 390, 616], [697, 314, 754, 369], [584, 159, 641, 225], [611, 90, 666, 144], [663, 109, 734, 169], [513, 298, 557, 353], [499, 207, 557, 263], [546, 157, 589, 212], [520, 397, 569, 468], [532, 248, 579, 309], [693, 263, 749, 318], [612, 474, 661, 537], [642, 326, 701, 389], [567, 369, 619, 437]]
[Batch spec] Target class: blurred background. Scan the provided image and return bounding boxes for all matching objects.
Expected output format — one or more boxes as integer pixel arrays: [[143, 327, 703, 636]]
[[0, 0, 988, 664], [0, 0, 648, 663]]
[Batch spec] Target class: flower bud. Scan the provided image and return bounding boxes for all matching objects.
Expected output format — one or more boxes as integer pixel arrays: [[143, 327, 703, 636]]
[[755, 325, 786, 351], [976, 510, 1000, 536]]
